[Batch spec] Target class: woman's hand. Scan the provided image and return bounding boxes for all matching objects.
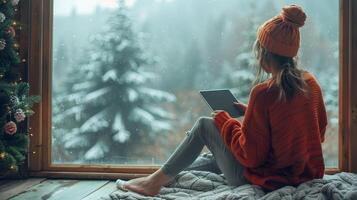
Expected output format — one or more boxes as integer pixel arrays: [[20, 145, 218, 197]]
[[233, 102, 247, 115], [211, 110, 225, 118]]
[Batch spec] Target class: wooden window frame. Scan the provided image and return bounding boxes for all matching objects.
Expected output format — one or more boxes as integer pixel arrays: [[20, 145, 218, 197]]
[[23, 0, 357, 179]]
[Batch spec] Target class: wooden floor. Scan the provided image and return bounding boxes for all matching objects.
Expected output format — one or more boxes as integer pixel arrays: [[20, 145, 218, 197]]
[[0, 178, 117, 200]]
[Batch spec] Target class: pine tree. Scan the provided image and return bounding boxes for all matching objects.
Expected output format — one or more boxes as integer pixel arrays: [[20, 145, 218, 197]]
[[221, 1, 277, 103], [53, 2, 175, 163]]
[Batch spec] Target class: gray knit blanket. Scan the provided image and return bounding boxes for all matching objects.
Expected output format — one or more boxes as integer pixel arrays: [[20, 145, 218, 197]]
[[107, 171, 357, 200]]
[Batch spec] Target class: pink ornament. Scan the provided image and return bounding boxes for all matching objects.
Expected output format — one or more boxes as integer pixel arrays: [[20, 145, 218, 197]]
[[8, 26, 15, 37], [14, 109, 26, 122], [4, 121, 17, 135]]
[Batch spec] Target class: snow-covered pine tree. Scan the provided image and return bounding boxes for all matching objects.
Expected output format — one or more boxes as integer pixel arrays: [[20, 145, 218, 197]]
[[53, 2, 175, 164], [221, 7, 259, 103], [222, 1, 277, 103]]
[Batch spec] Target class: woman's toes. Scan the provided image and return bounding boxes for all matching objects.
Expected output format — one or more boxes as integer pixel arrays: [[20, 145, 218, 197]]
[[116, 179, 128, 191], [120, 177, 161, 196]]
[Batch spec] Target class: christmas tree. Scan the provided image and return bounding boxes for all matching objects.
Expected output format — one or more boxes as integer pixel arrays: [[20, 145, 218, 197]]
[[0, 0, 39, 176], [53, 2, 175, 163]]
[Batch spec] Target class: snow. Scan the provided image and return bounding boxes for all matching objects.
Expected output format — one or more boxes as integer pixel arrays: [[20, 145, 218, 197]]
[[80, 110, 109, 133], [145, 105, 174, 119], [60, 128, 90, 148], [84, 140, 109, 160], [112, 113, 131, 142], [121, 70, 147, 84], [102, 69, 118, 82], [127, 88, 139, 102], [116, 39, 130, 51], [65, 135, 90, 148], [129, 107, 155, 124], [83, 87, 110, 102], [54, 91, 86, 104], [88, 53, 101, 63], [138, 87, 176, 102], [150, 120, 172, 132], [113, 131, 130, 143], [128, 108, 172, 133], [120, 69, 157, 84], [122, 71, 145, 84], [113, 113, 125, 130], [52, 105, 83, 123], [72, 81, 95, 91]]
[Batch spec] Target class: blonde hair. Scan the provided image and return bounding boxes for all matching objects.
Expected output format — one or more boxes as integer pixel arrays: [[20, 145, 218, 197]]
[[253, 40, 307, 102]]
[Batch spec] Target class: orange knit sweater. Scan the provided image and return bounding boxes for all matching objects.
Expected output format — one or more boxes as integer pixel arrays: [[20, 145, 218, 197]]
[[213, 72, 327, 191]]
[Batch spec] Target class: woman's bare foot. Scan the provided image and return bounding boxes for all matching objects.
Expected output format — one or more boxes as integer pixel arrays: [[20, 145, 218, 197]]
[[121, 169, 172, 196], [122, 176, 161, 196]]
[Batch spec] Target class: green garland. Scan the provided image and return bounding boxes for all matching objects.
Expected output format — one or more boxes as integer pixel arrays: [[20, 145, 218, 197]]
[[0, 0, 39, 176]]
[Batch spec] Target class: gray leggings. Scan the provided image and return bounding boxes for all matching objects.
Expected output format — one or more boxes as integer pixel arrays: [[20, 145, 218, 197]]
[[161, 116, 248, 186]]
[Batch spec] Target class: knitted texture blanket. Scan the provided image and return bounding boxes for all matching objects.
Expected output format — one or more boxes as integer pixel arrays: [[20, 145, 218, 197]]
[[106, 171, 357, 200]]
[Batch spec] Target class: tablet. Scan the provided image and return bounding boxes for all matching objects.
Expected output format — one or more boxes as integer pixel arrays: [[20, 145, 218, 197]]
[[199, 89, 243, 118]]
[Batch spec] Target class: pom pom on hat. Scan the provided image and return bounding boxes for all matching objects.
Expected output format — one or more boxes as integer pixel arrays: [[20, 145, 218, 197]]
[[257, 4, 307, 57], [281, 4, 307, 28]]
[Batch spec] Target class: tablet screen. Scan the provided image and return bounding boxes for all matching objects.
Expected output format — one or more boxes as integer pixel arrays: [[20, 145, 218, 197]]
[[199, 89, 243, 118]]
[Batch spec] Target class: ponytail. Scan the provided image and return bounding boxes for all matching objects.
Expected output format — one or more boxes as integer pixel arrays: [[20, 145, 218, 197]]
[[275, 61, 307, 101], [253, 40, 307, 102]]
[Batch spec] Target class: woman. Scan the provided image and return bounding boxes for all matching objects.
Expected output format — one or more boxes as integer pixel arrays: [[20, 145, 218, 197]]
[[116, 4, 327, 196]]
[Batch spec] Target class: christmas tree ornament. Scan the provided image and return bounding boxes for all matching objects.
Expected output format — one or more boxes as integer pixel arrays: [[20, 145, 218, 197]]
[[8, 26, 15, 37], [0, 12, 5, 23], [11, 0, 19, 6], [0, 152, 5, 159], [10, 95, 19, 105], [0, 39, 6, 50], [4, 121, 17, 135], [10, 165, 17, 171], [14, 109, 26, 122]]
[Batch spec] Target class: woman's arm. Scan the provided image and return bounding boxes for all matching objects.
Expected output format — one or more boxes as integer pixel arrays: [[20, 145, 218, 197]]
[[213, 86, 271, 168]]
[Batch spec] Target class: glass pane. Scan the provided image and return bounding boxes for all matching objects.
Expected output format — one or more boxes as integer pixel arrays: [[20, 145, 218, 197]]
[[52, 0, 339, 167]]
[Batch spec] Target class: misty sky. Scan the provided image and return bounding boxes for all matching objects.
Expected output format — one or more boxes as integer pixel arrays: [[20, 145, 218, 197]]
[[54, 0, 175, 16]]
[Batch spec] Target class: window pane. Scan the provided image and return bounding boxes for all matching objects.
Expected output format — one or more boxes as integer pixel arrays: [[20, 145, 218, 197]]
[[52, 0, 338, 167]]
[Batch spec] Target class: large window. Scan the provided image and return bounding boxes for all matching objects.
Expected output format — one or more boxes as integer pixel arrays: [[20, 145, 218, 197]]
[[50, 0, 339, 167]]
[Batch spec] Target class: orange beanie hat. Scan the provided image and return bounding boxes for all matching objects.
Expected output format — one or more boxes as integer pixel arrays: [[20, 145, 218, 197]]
[[257, 5, 307, 57]]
